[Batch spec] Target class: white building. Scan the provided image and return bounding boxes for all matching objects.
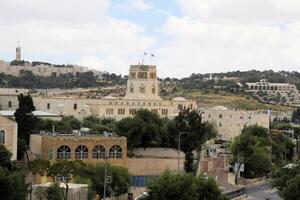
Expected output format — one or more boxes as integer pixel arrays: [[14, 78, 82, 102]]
[[202, 106, 270, 140]]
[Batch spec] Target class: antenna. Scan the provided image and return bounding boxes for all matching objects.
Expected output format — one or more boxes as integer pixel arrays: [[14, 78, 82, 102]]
[[17, 40, 20, 47]]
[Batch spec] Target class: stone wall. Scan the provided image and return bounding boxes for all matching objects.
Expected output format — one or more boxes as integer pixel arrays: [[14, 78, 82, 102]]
[[0, 116, 18, 160]]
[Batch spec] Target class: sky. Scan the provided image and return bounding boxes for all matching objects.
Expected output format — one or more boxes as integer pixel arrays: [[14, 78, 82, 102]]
[[1, 0, 300, 78]]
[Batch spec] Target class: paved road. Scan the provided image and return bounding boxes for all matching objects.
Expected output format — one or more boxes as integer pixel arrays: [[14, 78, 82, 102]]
[[245, 182, 282, 200]]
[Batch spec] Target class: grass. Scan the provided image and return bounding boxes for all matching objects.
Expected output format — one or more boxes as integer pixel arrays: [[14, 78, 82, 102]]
[[162, 89, 294, 112]]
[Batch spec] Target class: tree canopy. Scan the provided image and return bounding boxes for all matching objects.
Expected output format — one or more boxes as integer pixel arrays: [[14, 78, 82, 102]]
[[14, 94, 37, 143], [231, 125, 272, 178], [271, 161, 300, 200], [0, 145, 27, 200], [173, 108, 217, 173], [141, 170, 227, 200]]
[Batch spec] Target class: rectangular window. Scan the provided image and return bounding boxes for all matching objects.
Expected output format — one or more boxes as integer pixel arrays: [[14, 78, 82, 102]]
[[161, 109, 168, 115], [118, 108, 125, 115], [151, 109, 158, 114], [129, 109, 137, 115], [106, 108, 114, 115], [47, 103, 50, 110], [8, 101, 12, 108], [74, 103, 77, 110], [219, 114, 222, 119]]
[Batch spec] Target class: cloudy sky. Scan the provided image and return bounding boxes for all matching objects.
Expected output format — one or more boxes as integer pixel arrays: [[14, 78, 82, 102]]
[[1, 0, 300, 78]]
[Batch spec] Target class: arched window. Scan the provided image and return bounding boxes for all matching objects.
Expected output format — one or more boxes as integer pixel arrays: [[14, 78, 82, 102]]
[[129, 84, 134, 93], [57, 145, 71, 159], [75, 145, 88, 159], [109, 145, 122, 158], [92, 145, 106, 159], [152, 85, 156, 94], [0, 130, 5, 145], [139, 84, 145, 93]]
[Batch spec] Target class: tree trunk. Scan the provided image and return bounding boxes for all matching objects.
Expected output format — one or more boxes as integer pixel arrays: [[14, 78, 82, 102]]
[[184, 151, 194, 173], [65, 183, 69, 200]]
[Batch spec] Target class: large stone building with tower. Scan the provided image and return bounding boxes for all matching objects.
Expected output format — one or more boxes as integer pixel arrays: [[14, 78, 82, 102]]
[[0, 64, 196, 120]]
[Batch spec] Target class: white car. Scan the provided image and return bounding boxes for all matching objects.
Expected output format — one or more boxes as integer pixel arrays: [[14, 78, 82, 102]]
[[134, 192, 148, 200]]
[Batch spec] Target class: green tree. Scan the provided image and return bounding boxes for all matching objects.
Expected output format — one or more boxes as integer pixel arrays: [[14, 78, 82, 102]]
[[8, 169, 28, 200], [46, 183, 64, 200], [231, 125, 272, 178], [0, 145, 12, 170], [47, 160, 84, 200], [270, 130, 295, 166], [271, 161, 300, 199], [86, 163, 130, 198], [28, 158, 50, 176], [281, 174, 300, 200], [291, 107, 300, 124], [82, 116, 116, 133], [116, 109, 169, 149], [14, 94, 37, 143], [173, 108, 216, 173], [141, 170, 227, 200]]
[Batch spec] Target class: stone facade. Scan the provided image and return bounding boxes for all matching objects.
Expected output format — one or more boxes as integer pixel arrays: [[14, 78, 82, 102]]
[[202, 106, 270, 140], [246, 79, 298, 94], [125, 65, 161, 100], [0, 116, 18, 160], [0, 47, 103, 77], [29, 134, 127, 167], [0, 64, 197, 120]]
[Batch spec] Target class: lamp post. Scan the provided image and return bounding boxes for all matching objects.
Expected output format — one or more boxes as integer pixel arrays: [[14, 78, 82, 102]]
[[103, 152, 108, 200], [178, 132, 189, 173]]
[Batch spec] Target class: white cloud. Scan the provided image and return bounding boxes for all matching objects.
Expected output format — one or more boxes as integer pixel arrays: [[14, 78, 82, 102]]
[[176, 0, 300, 24], [0, 0, 156, 75], [130, 0, 153, 11], [2, 0, 300, 78], [153, 1, 300, 77]]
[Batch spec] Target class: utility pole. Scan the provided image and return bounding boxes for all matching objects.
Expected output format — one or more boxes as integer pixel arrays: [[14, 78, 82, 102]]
[[103, 153, 108, 200], [285, 134, 287, 165]]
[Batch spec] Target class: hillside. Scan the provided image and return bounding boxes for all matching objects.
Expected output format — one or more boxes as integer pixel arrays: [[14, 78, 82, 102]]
[[162, 90, 294, 112]]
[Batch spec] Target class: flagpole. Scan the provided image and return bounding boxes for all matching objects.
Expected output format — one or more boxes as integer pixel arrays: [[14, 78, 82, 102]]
[[142, 52, 147, 65]]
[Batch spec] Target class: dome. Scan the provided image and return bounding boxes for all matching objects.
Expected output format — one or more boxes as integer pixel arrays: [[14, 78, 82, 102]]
[[103, 95, 116, 100], [172, 97, 187, 101]]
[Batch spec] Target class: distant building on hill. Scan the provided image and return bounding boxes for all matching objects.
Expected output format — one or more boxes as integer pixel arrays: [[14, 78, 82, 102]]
[[0, 46, 103, 77], [246, 79, 298, 94], [245, 79, 300, 107]]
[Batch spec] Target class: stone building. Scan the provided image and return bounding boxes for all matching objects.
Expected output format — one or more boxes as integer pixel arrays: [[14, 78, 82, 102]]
[[0, 116, 18, 160], [246, 79, 298, 94], [0, 64, 196, 120], [0, 47, 103, 77], [202, 106, 270, 140], [29, 133, 127, 167]]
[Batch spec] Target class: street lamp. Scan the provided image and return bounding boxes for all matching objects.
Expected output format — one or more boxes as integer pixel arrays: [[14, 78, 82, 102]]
[[103, 152, 108, 200], [178, 132, 189, 172]]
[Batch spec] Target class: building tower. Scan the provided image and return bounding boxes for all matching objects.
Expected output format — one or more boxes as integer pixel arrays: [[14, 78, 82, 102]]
[[125, 64, 162, 100], [16, 42, 21, 61]]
